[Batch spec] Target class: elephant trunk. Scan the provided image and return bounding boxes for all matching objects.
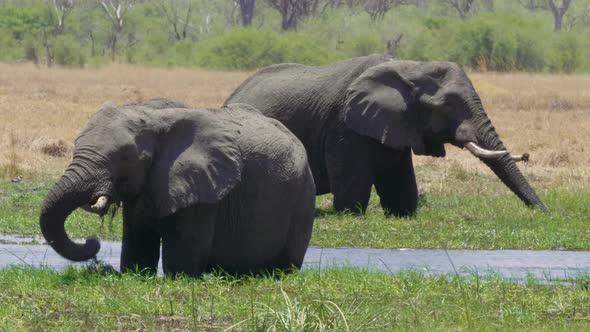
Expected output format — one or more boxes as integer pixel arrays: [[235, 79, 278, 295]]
[[469, 102, 546, 211], [40, 159, 110, 261]]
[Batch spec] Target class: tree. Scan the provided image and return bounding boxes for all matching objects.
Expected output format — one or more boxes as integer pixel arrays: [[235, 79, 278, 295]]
[[563, 0, 590, 31], [45, 0, 75, 35], [547, 0, 572, 31], [481, 0, 494, 11], [267, 0, 321, 30], [517, 0, 548, 10], [444, 0, 475, 18], [364, 0, 411, 21], [96, 0, 140, 60], [158, 0, 194, 40], [238, 0, 256, 26]]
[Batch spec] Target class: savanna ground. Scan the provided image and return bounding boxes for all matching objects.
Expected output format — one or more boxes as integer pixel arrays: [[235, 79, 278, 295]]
[[0, 64, 588, 330]]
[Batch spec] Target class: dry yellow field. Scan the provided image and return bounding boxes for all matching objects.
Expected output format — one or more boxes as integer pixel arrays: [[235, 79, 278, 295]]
[[0, 64, 588, 193]]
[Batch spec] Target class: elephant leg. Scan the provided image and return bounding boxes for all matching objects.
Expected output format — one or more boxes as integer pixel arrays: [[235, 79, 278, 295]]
[[329, 168, 373, 214], [326, 131, 374, 214], [374, 149, 418, 217], [120, 213, 160, 275], [161, 204, 217, 277], [276, 179, 316, 272]]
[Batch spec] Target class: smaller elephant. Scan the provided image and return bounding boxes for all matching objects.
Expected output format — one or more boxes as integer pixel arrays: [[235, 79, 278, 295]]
[[40, 99, 316, 277]]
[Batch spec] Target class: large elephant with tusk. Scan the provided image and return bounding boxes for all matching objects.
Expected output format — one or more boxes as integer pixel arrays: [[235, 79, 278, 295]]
[[225, 55, 545, 216]]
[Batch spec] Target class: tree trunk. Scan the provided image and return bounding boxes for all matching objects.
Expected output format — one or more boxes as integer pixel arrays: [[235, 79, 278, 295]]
[[240, 0, 256, 26], [548, 0, 572, 32], [111, 34, 118, 62]]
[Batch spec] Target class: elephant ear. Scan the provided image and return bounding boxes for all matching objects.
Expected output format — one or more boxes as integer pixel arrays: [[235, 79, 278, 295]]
[[345, 61, 439, 156], [148, 109, 243, 218]]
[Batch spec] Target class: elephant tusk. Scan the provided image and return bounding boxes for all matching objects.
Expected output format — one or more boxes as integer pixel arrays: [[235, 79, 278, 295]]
[[464, 142, 509, 159], [91, 196, 108, 211], [510, 153, 530, 163]]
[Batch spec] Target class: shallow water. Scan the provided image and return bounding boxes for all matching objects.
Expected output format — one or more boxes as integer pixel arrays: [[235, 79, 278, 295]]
[[1, 235, 588, 283]]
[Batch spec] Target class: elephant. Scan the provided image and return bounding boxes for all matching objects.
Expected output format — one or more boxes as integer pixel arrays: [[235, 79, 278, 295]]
[[225, 54, 546, 216], [39, 99, 316, 277]]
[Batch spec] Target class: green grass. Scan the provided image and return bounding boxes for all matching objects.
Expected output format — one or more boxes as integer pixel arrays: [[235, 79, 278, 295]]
[[1, 177, 588, 330], [1, 177, 588, 250], [0, 266, 587, 331], [313, 188, 590, 250]]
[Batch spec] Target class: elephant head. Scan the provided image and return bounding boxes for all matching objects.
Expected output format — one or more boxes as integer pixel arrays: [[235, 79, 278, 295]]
[[345, 60, 545, 210], [40, 101, 243, 261]]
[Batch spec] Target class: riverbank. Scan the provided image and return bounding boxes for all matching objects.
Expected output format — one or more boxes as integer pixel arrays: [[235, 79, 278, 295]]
[[0, 264, 588, 331]]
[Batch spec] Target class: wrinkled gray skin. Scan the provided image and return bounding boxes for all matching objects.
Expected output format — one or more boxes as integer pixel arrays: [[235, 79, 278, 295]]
[[40, 99, 316, 276], [226, 55, 546, 216]]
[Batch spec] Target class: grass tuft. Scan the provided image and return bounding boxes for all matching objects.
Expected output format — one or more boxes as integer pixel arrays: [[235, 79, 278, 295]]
[[0, 266, 587, 331]]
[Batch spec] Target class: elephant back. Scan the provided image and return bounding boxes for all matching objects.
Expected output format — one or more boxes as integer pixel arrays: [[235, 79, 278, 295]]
[[221, 103, 311, 182], [224, 54, 391, 133]]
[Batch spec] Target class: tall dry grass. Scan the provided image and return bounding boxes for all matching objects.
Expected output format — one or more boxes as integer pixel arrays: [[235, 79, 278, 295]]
[[0, 63, 588, 192], [0, 63, 250, 177]]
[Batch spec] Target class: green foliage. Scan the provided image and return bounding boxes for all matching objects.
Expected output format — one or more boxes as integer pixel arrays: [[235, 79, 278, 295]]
[[343, 34, 383, 57], [126, 29, 172, 66], [0, 4, 49, 39], [196, 29, 336, 70], [547, 33, 582, 73], [0, 29, 22, 62], [399, 14, 549, 72], [174, 39, 197, 66], [1, 177, 588, 250], [0, 1, 590, 71], [53, 35, 85, 66], [21, 33, 40, 64]]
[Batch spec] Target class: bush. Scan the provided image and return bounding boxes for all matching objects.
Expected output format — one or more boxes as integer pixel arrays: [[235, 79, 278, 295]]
[[53, 35, 85, 66], [174, 39, 197, 66], [0, 29, 23, 62], [22, 33, 40, 64], [196, 28, 336, 70], [514, 31, 545, 71], [548, 33, 581, 73], [399, 14, 548, 72], [1, 3, 589, 72], [126, 30, 172, 66], [0, 4, 49, 40], [343, 34, 383, 57]]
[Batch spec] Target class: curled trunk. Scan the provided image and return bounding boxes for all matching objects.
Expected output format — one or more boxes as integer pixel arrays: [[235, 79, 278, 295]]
[[40, 164, 104, 261]]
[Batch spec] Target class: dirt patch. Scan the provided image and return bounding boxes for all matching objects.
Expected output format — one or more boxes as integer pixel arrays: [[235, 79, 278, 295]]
[[30, 137, 71, 157]]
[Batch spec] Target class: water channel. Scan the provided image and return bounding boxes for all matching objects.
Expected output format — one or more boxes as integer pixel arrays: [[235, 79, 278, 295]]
[[1, 235, 588, 283]]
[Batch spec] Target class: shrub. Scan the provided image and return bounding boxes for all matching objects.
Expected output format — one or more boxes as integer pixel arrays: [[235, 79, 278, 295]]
[[398, 14, 549, 71], [196, 28, 336, 70], [343, 34, 383, 57], [22, 33, 40, 65], [174, 39, 197, 66], [514, 32, 545, 72], [0, 29, 23, 62], [548, 33, 581, 73], [53, 35, 85, 66]]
